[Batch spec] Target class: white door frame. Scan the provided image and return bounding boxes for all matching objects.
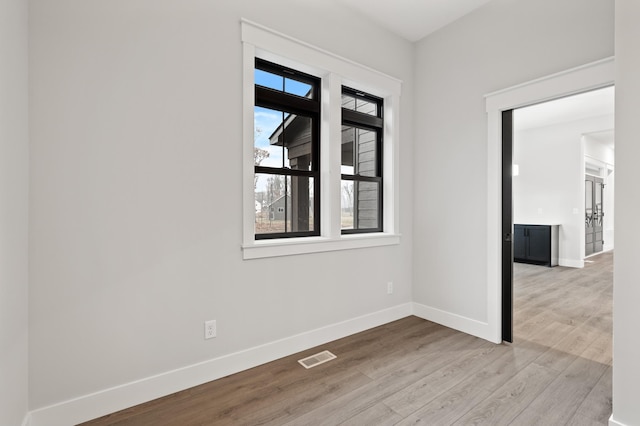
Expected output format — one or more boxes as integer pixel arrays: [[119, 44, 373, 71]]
[[484, 57, 615, 343]]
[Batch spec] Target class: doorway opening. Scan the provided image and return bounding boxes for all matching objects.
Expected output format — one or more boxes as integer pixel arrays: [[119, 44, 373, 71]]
[[502, 86, 615, 342], [485, 56, 614, 345]]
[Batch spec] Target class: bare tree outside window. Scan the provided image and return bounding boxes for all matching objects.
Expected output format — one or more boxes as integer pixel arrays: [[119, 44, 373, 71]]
[[342, 181, 354, 228], [254, 146, 270, 190], [266, 175, 285, 203]]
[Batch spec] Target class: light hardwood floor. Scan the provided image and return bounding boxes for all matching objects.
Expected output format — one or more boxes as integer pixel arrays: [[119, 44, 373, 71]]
[[81, 251, 613, 425]]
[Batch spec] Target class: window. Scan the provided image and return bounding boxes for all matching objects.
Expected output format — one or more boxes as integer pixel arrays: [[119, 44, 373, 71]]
[[341, 87, 383, 233], [242, 20, 401, 259], [254, 59, 320, 239]]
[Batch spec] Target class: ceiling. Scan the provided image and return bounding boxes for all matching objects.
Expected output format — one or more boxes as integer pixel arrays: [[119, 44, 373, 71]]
[[333, 0, 616, 150], [514, 86, 615, 150], [336, 0, 494, 42], [584, 129, 615, 150]]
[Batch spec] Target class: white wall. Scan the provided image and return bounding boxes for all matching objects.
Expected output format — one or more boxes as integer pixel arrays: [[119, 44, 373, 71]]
[[513, 115, 614, 267], [0, 0, 30, 425], [612, 1, 640, 425], [413, 0, 614, 331], [28, 0, 414, 419], [585, 136, 615, 167]]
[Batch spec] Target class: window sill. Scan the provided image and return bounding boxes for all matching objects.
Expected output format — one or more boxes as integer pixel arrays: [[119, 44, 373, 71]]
[[242, 233, 401, 260]]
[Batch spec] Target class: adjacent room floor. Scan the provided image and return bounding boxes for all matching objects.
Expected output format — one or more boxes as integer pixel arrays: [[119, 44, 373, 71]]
[[82, 252, 613, 425]]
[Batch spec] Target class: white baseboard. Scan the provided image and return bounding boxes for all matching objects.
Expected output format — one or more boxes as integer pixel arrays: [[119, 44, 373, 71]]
[[21, 412, 31, 426], [29, 303, 412, 426], [412, 302, 493, 342], [610, 414, 628, 426], [559, 258, 584, 268]]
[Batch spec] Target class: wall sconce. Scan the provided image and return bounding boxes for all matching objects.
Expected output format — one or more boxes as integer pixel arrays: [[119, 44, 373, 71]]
[[513, 164, 520, 177]]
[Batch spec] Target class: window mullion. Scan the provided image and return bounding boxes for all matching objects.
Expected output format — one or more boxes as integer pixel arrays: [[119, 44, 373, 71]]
[[255, 87, 320, 116], [342, 109, 383, 128], [323, 73, 342, 239]]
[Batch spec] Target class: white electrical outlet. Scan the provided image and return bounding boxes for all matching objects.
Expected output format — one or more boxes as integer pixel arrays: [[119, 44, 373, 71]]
[[387, 282, 393, 294], [204, 320, 216, 339]]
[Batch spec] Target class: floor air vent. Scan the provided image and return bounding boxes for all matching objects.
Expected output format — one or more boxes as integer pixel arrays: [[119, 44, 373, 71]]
[[298, 350, 337, 369]]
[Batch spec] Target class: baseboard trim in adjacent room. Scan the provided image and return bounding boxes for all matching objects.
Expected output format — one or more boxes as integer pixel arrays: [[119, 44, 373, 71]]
[[610, 414, 628, 426], [559, 258, 585, 268], [28, 303, 413, 426], [412, 302, 492, 342], [21, 412, 31, 426]]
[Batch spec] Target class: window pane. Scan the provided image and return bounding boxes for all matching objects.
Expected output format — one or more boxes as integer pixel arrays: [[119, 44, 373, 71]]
[[281, 115, 312, 170], [253, 59, 321, 240], [255, 69, 284, 92], [255, 174, 315, 235], [341, 180, 379, 230], [255, 108, 313, 170], [585, 180, 593, 210], [285, 78, 313, 98], [341, 125, 377, 177], [341, 180, 354, 229], [255, 69, 314, 98], [254, 106, 284, 168], [342, 93, 378, 116]]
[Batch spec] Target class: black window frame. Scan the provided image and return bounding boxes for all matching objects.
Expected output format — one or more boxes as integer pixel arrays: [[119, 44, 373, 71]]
[[341, 87, 384, 234], [254, 58, 321, 240]]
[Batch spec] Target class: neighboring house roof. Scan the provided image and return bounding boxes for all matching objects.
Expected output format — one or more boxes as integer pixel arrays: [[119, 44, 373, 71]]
[[268, 89, 313, 146], [268, 113, 297, 144], [266, 194, 289, 208]]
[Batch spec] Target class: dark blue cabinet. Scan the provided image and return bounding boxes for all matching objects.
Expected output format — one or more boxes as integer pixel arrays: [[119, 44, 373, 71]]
[[513, 224, 559, 267]]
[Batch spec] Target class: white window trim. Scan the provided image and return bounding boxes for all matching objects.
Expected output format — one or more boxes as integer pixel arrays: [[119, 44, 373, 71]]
[[241, 19, 402, 260]]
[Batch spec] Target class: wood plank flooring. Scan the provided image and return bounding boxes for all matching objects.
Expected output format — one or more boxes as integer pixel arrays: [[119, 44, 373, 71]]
[[81, 251, 612, 425]]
